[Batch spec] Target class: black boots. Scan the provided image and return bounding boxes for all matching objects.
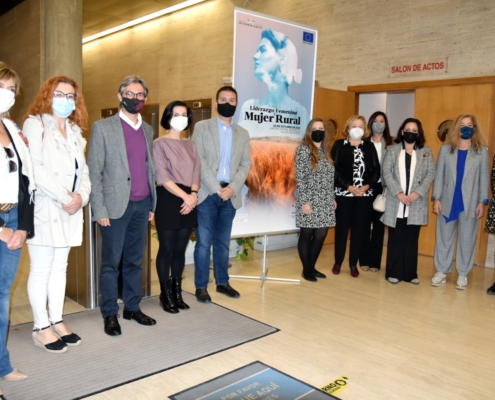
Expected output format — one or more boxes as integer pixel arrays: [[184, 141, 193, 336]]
[[171, 277, 190, 310], [159, 280, 179, 314], [159, 278, 189, 313]]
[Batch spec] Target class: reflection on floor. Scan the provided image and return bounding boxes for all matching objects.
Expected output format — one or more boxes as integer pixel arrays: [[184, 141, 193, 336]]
[[10, 239, 495, 399], [11, 229, 161, 326]]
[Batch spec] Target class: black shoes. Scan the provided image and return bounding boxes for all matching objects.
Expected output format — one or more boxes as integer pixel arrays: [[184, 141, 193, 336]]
[[32, 326, 68, 353], [195, 288, 211, 302], [487, 282, 495, 295], [302, 272, 317, 282], [159, 280, 179, 314], [216, 284, 240, 298], [171, 277, 190, 310], [51, 320, 81, 346], [123, 309, 156, 326], [104, 315, 122, 336], [313, 270, 326, 279]]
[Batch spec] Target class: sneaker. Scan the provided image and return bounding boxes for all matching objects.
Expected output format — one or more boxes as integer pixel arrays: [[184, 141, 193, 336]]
[[456, 276, 468, 290], [431, 272, 446, 287], [387, 277, 399, 284], [410, 278, 420, 285]]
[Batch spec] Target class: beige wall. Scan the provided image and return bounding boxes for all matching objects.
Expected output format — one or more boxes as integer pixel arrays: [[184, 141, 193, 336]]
[[2, 0, 495, 129], [0, 0, 41, 123], [82, 0, 495, 130]]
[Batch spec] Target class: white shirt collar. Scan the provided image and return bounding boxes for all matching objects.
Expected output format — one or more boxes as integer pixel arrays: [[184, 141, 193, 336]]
[[119, 109, 142, 130]]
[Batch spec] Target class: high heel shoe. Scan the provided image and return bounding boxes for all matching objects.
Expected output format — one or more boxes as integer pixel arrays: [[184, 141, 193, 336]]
[[159, 280, 179, 314], [332, 264, 341, 275], [171, 277, 190, 310], [2, 368, 27, 381], [32, 326, 67, 353], [51, 320, 81, 346], [350, 265, 359, 278]]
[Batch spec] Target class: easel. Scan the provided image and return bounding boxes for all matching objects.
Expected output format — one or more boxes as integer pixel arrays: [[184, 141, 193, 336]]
[[230, 231, 301, 290]]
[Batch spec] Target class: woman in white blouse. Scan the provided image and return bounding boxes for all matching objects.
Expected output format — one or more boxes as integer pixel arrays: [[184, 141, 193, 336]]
[[23, 76, 91, 353], [359, 111, 393, 273]]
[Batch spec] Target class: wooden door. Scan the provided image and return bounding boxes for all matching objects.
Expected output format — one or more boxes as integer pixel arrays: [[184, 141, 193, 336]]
[[415, 83, 493, 263], [312, 86, 356, 244]]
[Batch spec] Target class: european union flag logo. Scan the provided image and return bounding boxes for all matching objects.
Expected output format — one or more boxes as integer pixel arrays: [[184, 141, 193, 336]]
[[303, 32, 314, 44]]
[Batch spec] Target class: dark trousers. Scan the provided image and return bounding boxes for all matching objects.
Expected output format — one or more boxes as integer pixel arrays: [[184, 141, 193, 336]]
[[335, 196, 373, 267], [156, 228, 191, 282], [99, 196, 150, 318], [359, 182, 385, 269], [298, 227, 328, 275], [385, 217, 421, 281]]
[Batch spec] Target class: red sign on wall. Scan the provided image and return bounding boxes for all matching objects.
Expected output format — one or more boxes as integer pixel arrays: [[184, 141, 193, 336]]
[[389, 58, 448, 77]]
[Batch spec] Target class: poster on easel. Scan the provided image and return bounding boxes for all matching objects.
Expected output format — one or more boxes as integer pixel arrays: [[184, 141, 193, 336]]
[[231, 7, 318, 237]]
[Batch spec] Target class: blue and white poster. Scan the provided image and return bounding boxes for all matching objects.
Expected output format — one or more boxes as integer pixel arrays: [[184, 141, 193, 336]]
[[231, 8, 318, 237]]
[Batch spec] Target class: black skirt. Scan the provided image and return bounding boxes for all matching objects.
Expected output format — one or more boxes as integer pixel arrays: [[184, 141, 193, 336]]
[[154, 184, 198, 230]]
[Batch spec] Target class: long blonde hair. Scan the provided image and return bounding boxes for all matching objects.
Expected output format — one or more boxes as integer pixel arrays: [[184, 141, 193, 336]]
[[448, 114, 486, 153], [301, 118, 332, 170]]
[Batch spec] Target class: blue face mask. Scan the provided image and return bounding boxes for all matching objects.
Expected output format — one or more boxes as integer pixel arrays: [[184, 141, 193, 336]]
[[460, 126, 474, 139], [52, 97, 76, 118]]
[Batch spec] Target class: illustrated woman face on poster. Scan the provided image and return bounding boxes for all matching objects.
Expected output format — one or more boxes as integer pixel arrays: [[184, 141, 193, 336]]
[[253, 29, 302, 106]]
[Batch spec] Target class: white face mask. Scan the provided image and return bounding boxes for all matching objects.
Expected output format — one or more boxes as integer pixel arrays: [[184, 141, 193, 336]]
[[349, 127, 364, 140], [170, 116, 188, 132], [0, 88, 15, 114]]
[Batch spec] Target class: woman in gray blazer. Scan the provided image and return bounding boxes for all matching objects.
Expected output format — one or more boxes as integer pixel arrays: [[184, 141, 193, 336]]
[[381, 118, 435, 284], [431, 114, 489, 290]]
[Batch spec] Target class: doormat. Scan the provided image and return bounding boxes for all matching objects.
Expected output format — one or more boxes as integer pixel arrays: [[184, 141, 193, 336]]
[[170, 361, 340, 400], [2, 293, 278, 400]]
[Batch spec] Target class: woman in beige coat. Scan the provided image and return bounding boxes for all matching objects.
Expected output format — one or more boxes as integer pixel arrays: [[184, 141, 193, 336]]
[[23, 76, 90, 353]]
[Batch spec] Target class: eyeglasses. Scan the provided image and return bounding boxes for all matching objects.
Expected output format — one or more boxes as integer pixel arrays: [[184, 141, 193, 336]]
[[3, 147, 17, 173], [53, 90, 77, 101], [123, 91, 146, 100]]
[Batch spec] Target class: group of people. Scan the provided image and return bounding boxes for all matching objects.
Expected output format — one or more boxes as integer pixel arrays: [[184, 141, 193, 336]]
[[2, 58, 495, 397], [0, 60, 251, 395], [295, 111, 495, 293]]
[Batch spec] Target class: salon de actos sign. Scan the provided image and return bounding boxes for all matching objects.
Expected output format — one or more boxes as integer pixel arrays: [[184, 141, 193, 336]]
[[389, 58, 448, 77]]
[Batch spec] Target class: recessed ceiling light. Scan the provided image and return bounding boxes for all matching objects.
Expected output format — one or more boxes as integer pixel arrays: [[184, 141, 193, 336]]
[[83, 0, 207, 44]]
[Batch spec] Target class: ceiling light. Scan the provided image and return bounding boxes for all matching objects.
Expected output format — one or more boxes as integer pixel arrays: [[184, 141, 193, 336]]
[[83, 0, 207, 44]]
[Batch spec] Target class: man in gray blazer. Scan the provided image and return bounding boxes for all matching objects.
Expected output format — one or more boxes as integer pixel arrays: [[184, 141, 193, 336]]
[[88, 76, 157, 336], [192, 86, 251, 302]]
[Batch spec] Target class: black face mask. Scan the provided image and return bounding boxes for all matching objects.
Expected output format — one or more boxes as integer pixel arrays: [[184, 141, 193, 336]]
[[403, 131, 418, 144], [217, 102, 236, 118], [311, 130, 325, 143], [121, 97, 145, 114]]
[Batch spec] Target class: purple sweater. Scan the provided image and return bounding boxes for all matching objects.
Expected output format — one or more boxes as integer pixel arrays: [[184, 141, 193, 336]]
[[121, 118, 150, 201]]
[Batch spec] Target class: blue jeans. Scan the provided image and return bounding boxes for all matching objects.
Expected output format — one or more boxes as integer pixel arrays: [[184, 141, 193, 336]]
[[194, 194, 236, 289], [99, 196, 150, 318], [0, 208, 21, 376]]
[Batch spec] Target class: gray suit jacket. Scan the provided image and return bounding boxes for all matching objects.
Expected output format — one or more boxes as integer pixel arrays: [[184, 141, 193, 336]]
[[87, 113, 157, 221], [381, 144, 436, 227], [192, 117, 251, 209], [432, 144, 489, 220]]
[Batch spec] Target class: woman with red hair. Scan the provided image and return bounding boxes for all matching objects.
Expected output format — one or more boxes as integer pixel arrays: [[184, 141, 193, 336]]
[[22, 76, 91, 353]]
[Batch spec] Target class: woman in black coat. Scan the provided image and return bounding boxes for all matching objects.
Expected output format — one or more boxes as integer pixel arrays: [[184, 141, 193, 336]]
[[331, 115, 380, 278]]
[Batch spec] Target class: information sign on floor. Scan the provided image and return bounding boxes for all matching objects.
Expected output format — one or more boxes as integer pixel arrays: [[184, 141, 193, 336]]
[[170, 361, 339, 400]]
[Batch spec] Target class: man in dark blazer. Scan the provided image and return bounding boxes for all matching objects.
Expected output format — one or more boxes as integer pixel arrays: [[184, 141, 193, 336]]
[[88, 75, 157, 336], [192, 86, 251, 302]]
